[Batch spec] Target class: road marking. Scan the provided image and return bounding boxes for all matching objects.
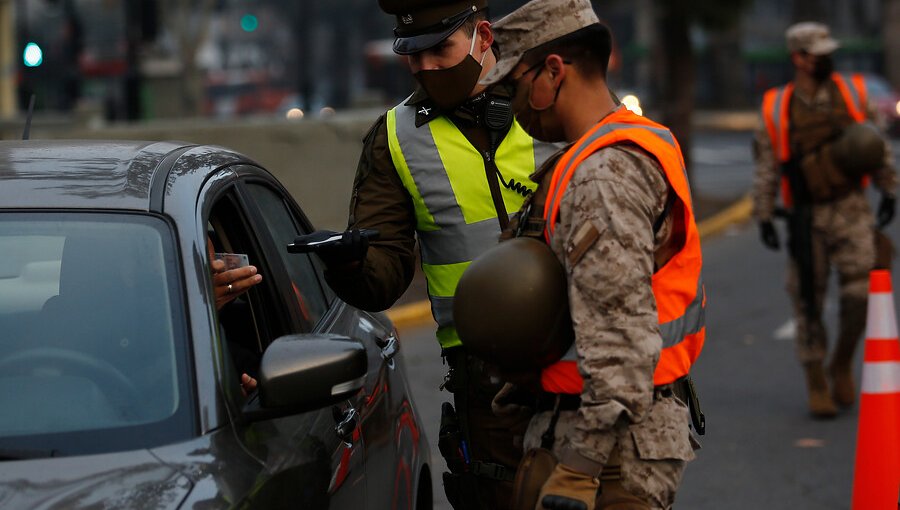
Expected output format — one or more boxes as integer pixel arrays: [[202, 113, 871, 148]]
[[772, 298, 837, 341], [794, 438, 825, 448], [774, 319, 795, 341]]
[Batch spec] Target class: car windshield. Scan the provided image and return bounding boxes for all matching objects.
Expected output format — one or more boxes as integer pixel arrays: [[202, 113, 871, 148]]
[[0, 212, 194, 458]]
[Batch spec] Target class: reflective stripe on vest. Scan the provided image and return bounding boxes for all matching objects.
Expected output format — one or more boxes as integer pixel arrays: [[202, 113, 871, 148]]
[[761, 83, 795, 163], [540, 107, 706, 391], [386, 99, 557, 348], [761, 73, 869, 165]]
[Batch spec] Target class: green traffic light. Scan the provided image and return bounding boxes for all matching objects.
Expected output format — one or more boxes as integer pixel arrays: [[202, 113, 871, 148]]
[[240, 14, 258, 32], [23, 42, 43, 67]]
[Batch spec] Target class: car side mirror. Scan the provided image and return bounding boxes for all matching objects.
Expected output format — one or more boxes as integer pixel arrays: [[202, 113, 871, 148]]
[[243, 334, 367, 422]]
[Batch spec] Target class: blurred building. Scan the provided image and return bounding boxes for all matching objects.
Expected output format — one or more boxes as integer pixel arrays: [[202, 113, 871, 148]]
[[6, 0, 898, 120]]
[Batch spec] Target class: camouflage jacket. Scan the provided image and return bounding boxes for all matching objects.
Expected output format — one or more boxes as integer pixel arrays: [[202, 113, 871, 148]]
[[752, 81, 897, 222], [514, 141, 691, 465]]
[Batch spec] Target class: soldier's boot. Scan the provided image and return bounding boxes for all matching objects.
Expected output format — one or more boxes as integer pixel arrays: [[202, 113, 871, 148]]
[[804, 362, 838, 418], [830, 296, 866, 407], [829, 362, 856, 408]]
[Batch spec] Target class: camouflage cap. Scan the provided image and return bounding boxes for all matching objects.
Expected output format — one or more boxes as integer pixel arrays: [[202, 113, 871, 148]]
[[378, 0, 488, 55], [786, 22, 840, 56], [480, 0, 599, 86]]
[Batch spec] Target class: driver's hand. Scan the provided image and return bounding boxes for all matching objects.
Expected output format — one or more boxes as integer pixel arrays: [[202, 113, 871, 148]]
[[211, 260, 262, 310], [240, 373, 258, 397]]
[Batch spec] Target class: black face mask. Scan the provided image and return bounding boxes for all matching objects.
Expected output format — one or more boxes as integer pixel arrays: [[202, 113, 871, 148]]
[[413, 27, 486, 112], [812, 55, 834, 83], [414, 55, 484, 112]]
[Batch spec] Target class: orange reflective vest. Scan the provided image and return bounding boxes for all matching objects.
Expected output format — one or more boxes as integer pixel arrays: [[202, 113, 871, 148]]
[[541, 107, 706, 393], [761, 72, 870, 205]]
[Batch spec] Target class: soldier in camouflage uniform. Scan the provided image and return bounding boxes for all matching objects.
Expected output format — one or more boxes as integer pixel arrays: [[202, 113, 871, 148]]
[[480, 1, 704, 508], [752, 22, 897, 417]]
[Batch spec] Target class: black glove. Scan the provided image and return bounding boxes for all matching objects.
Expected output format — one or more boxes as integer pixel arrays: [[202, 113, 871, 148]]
[[759, 221, 780, 251], [878, 196, 896, 228], [288, 229, 378, 266]]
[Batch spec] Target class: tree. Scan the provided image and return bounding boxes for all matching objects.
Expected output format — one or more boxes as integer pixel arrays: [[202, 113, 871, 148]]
[[885, 0, 900, 90], [158, 0, 217, 116], [653, 0, 751, 178], [792, 0, 827, 22]]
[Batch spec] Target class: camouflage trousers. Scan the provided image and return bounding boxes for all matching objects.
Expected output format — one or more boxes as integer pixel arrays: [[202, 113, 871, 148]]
[[786, 192, 875, 363], [523, 395, 693, 509]]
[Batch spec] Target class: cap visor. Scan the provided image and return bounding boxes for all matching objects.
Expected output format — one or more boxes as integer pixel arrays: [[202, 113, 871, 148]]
[[479, 55, 521, 86], [393, 17, 468, 55], [808, 39, 840, 56]]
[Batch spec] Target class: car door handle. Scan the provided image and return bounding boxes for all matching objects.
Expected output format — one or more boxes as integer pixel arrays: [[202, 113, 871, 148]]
[[376, 333, 399, 367], [333, 405, 358, 446]]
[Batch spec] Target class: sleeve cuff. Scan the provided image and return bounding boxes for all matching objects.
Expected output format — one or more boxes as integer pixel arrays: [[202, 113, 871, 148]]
[[568, 427, 618, 469], [559, 446, 606, 477]]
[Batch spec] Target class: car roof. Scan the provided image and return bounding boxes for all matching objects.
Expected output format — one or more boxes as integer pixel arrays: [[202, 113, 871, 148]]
[[0, 140, 255, 211]]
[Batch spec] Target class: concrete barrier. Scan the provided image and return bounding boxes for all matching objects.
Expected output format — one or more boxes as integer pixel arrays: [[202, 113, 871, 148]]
[[1, 108, 759, 230]]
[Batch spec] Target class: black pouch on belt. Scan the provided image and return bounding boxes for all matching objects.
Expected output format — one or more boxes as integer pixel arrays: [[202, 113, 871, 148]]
[[439, 401, 481, 509], [438, 402, 468, 474], [677, 376, 706, 435]]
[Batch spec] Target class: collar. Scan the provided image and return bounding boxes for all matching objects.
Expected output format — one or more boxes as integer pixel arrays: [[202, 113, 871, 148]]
[[405, 87, 438, 127]]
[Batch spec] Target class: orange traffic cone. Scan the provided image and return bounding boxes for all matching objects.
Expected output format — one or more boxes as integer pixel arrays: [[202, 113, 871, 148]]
[[851, 269, 900, 510]]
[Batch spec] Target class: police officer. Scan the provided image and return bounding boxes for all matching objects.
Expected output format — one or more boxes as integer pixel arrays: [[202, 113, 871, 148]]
[[311, 1, 558, 508], [753, 22, 898, 417], [479, 0, 704, 508]]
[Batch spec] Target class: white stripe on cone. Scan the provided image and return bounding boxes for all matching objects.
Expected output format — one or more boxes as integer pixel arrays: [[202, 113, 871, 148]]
[[865, 293, 899, 340], [861, 361, 900, 394]]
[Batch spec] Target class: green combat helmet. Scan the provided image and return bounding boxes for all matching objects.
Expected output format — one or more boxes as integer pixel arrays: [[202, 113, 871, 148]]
[[833, 121, 886, 178], [453, 237, 574, 371]]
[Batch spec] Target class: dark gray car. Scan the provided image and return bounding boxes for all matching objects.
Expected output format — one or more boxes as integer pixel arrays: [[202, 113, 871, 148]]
[[0, 140, 432, 509]]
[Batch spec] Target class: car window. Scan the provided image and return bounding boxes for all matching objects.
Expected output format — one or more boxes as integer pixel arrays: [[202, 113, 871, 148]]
[[207, 192, 286, 379], [0, 213, 194, 457], [245, 182, 329, 328]]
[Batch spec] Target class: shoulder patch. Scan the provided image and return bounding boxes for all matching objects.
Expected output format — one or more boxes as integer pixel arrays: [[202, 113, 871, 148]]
[[567, 221, 602, 266]]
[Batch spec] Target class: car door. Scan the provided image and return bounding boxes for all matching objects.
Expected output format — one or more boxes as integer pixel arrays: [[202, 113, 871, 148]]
[[235, 170, 405, 508], [202, 172, 365, 509]]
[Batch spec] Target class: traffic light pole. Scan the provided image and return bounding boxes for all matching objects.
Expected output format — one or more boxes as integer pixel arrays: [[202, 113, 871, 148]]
[[0, 0, 16, 119], [123, 0, 142, 120]]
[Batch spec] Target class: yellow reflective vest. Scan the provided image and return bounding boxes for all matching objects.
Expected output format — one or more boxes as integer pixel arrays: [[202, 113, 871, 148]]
[[386, 99, 558, 348]]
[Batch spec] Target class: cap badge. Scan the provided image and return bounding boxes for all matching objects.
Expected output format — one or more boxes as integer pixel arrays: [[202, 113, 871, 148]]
[[401, 14, 413, 25]]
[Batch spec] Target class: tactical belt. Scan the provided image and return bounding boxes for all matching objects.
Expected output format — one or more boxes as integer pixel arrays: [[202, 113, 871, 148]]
[[536, 384, 673, 413], [534, 375, 705, 435], [535, 392, 581, 412], [472, 460, 515, 482]]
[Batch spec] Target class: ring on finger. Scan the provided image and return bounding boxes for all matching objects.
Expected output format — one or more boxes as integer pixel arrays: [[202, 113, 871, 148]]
[[227, 283, 233, 293]]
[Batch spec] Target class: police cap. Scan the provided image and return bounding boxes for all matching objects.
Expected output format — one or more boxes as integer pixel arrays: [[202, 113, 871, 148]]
[[379, 0, 488, 55]]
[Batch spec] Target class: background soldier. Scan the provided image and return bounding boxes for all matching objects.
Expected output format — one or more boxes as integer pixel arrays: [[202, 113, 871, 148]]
[[477, 0, 705, 507], [752, 22, 898, 418], [299, 1, 558, 507]]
